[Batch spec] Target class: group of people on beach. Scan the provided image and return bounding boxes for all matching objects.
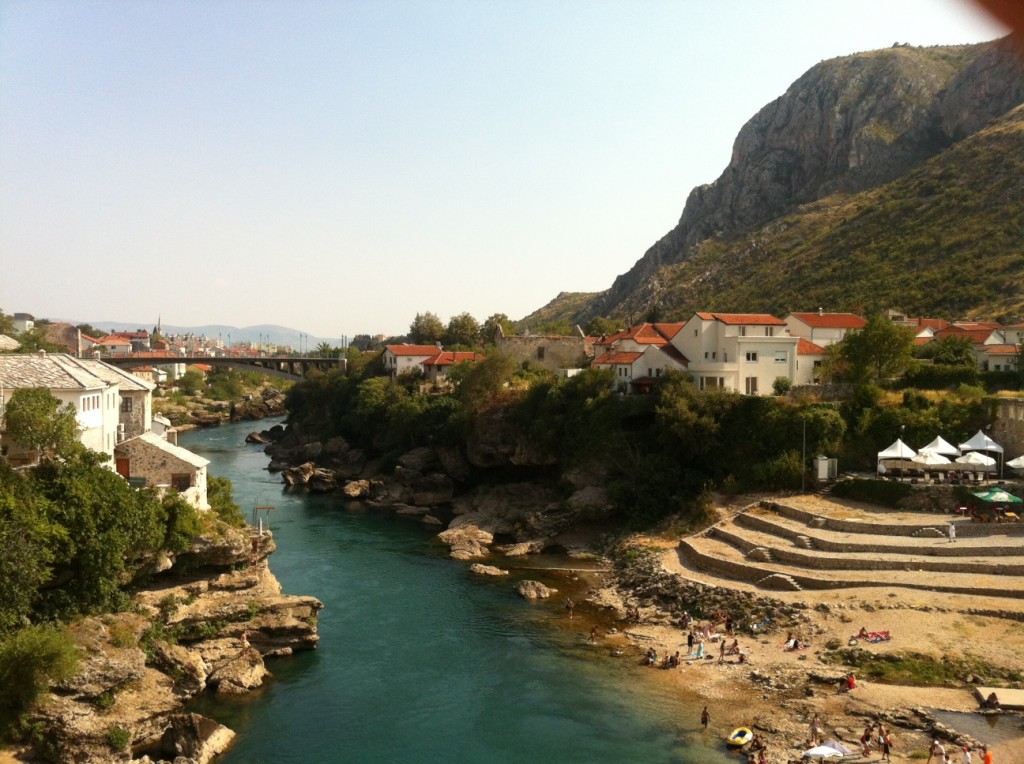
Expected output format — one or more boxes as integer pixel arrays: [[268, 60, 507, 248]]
[[927, 737, 994, 764]]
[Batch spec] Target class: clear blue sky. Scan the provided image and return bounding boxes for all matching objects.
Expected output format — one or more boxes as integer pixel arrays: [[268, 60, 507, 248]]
[[0, 0, 1008, 339]]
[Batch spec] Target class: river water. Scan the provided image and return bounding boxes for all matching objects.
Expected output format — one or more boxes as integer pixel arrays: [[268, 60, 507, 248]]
[[182, 419, 732, 763]]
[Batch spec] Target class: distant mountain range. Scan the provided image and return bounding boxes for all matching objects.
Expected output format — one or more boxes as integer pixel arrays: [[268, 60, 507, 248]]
[[77, 321, 344, 349], [523, 36, 1024, 328]]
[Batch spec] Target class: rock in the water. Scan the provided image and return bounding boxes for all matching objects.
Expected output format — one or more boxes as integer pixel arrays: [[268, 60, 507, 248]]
[[469, 563, 509, 576], [208, 648, 269, 695], [437, 524, 494, 560], [516, 580, 557, 599]]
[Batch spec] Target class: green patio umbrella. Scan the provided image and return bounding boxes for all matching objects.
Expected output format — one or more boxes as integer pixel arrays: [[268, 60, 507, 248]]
[[972, 487, 1023, 504]]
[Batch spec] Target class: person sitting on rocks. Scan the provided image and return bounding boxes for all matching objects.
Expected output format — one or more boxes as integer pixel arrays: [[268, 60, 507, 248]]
[[725, 639, 740, 655]]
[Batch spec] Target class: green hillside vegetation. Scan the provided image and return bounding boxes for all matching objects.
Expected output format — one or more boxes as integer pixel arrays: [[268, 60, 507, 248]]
[[516, 291, 599, 332], [662, 105, 1024, 320]]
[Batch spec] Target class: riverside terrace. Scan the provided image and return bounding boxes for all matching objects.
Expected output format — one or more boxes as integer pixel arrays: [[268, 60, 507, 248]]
[[674, 495, 1024, 601], [103, 354, 345, 382]]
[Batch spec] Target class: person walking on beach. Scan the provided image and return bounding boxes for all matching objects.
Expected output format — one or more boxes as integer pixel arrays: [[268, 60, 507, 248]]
[[809, 714, 822, 746], [982, 745, 992, 764], [949, 523, 957, 543], [687, 631, 695, 654], [565, 598, 575, 619], [695, 639, 705, 659], [700, 706, 710, 730], [928, 739, 946, 764], [718, 638, 727, 663], [962, 745, 972, 764]]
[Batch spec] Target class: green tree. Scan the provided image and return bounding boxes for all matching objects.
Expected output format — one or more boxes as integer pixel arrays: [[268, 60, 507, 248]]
[[0, 309, 16, 337], [409, 312, 445, 344], [920, 334, 976, 366], [837, 314, 915, 383], [480, 313, 515, 344], [0, 462, 56, 633], [456, 354, 518, 413], [14, 329, 61, 354], [177, 369, 204, 396], [3, 388, 80, 461], [315, 341, 335, 358], [443, 312, 480, 348], [584, 317, 622, 336]]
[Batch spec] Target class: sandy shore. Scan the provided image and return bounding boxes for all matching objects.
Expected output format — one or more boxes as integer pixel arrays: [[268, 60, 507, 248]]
[[586, 493, 1024, 764]]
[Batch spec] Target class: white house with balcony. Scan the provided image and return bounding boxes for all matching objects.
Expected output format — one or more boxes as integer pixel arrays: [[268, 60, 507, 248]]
[[670, 313, 799, 395]]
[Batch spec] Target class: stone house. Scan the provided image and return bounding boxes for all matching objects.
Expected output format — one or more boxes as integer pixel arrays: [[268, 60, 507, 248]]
[[494, 326, 592, 371], [114, 432, 210, 510]]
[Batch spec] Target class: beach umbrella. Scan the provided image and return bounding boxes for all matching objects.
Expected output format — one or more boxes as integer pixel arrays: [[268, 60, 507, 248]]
[[802, 745, 843, 759], [1007, 455, 1024, 470], [919, 436, 959, 456], [912, 451, 951, 468], [972, 488, 1023, 504], [956, 452, 996, 467], [821, 741, 854, 755]]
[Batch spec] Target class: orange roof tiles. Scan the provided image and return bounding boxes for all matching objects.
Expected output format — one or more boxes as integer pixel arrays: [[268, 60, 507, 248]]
[[710, 313, 786, 326], [593, 351, 643, 365], [797, 338, 828, 355], [385, 344, 443, 356], [422, 351, 483, 367], [789, 312, 866, 330], [981, 344, 1020, 355]]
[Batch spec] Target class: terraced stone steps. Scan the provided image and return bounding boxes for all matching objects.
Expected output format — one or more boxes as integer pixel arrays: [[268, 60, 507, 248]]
[[680, 535, 1024, 599]]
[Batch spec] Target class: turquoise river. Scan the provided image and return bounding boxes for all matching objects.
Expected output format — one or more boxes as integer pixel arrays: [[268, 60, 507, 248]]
[[182, 418, 734, 763]]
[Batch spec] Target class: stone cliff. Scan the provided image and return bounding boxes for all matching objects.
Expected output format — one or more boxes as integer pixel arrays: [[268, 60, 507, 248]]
[[31, 524, 322, 764], [578, 36, 1024, 321]]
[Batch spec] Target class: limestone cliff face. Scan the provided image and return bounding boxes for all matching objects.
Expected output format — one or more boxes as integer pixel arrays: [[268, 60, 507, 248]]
[[583, 37, 1024, 319]]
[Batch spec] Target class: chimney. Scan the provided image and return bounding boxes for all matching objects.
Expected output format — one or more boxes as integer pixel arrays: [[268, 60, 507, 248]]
[[37, 349, 46, 358], [818, 307, 823, 315]]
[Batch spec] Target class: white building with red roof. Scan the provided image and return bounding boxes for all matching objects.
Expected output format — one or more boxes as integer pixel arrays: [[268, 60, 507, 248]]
[[421, 351, 484, 385], [383, 343, 444, 378], [784, 311, 866, 347], [590, 322, 689, 392], [671, 313, 798, 395]]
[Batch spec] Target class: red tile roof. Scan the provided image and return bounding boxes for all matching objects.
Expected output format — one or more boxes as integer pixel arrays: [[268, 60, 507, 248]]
[[797, 338, 828, 355], [100, 336, 132, 346], [658, 345, 689, 366], [980, 344, 1020, 356], [592, 351, 643, 365], [385, 344, 443, 356], [422, 351, 483, 367], [913, 318, 950, 332], [788, 312, 866, 330], [934, 326, 1000, 345], [695, 313, 786, 326]]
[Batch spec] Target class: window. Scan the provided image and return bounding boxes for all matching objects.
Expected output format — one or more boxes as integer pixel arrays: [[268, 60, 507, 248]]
[[765, 327, 775, 337], [738, 327, 746, 337], [723, 352, 728, 362], [121, 397, 133, 413], [745, 377, 758, 395], [746, 351, 758, 362], [775, 351, 787, 363], [537, 347, 545, 360], [170, 473, 191, 491]]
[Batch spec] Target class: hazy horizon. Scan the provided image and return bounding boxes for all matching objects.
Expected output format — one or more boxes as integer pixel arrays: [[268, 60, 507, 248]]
[[1, 1, 1008, 337]]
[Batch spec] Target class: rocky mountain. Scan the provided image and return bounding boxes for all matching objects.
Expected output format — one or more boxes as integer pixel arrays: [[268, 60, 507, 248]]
[[533, 36, 1024, 326]]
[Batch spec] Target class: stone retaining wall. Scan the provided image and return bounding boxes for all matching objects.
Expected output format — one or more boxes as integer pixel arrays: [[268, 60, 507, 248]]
[[711, 526, 1024, 576], [736, 512, 1024, 558]]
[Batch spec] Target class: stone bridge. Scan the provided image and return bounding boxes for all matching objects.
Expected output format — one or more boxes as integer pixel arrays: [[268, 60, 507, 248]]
[[103, 354, 345, 382]]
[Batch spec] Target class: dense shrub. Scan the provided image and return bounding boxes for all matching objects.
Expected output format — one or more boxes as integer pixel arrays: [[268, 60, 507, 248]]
[[830, 478, 912, 507], [0, 625, 79, 735], [901, 363, 979, 390]]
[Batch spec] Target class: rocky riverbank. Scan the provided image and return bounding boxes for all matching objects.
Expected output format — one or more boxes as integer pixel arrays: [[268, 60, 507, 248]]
[[19, 523, 322, 764]]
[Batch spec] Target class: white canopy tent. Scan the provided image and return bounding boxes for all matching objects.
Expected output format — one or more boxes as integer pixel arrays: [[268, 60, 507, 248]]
[[877, 439, 917, 477], [959, 430, 1005, 478], [1007, 455, 1024, 471], [918, 436, 959, 456], [959, 430, 1004, 454]]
